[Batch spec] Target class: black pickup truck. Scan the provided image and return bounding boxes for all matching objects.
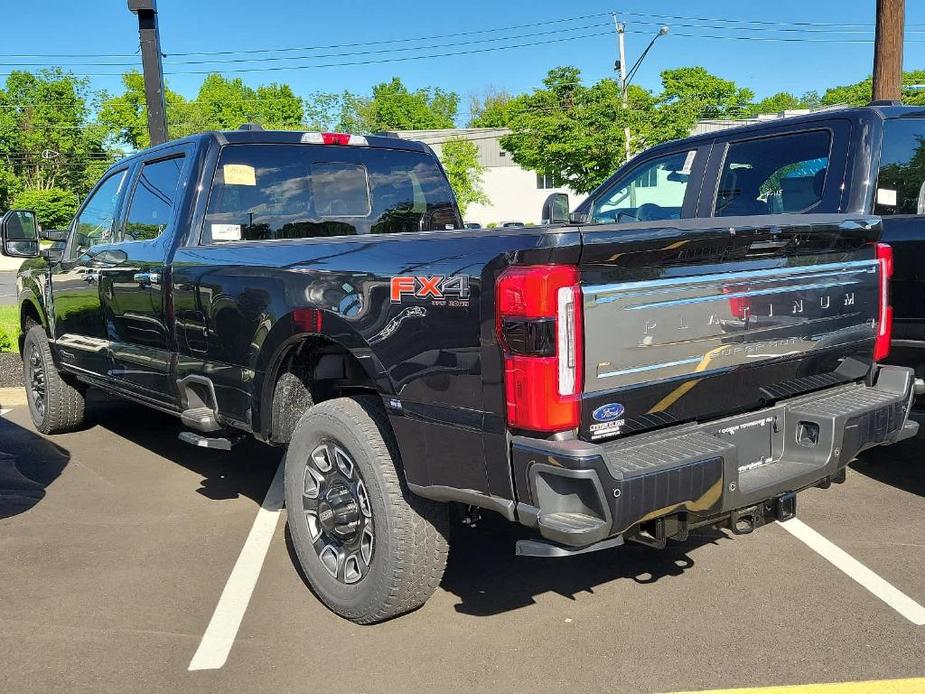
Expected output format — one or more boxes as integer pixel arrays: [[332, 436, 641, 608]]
[[0, 116, 916, 623]]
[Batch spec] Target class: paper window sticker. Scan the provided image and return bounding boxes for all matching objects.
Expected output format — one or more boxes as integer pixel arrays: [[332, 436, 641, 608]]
[[211, 223, 242, 242], [877, 188, 898, 207], [680, 150, 696, 175], [223, 164, 256, 186]]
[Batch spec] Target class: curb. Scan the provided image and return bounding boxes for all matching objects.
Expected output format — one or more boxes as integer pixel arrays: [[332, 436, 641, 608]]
[[0, 387, 26, 407]]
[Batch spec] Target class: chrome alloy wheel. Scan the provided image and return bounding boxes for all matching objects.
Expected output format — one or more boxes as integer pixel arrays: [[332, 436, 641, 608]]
[[27, 344, 46, 420], [302, 441, 374, 584]]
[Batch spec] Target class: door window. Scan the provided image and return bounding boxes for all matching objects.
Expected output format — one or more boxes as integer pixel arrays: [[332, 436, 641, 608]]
[[123, 156, 186, 241], [590, 151, 693, 224], [874, 119, 925, 215], [73, 170, 127, 255], [714, 130, 832, 217]]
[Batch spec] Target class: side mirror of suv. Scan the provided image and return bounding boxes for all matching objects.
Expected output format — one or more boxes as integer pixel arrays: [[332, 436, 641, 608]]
[[1, 209, 40, 258], [541, 192, 570, 224]]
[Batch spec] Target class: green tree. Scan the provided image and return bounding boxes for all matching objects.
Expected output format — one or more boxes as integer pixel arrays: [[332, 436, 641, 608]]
[[748, 91, 806, 116], [0, 70, 114, 208], [467, 88, 515, 127], [357, 77, 458, 132], [499, 65, 759, 194], [821, 70, 925, 106], [501, 67, 656, 193], [12, 187, 78, 229], [98, 71, 197, 149], [440, 138, 488, 217]]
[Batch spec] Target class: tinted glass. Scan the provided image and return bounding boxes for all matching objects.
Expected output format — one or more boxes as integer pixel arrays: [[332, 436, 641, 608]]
[[591, 151, 693, 224], [124, 156, 185, 241], [203, 144, 460, 243], [74, 170, 127, 254], [715, 130, 831, 217], [875, 119, 925, 215]]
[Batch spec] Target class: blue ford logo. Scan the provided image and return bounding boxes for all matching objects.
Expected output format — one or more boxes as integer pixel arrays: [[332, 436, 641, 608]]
[[592, 403, 625, 422]]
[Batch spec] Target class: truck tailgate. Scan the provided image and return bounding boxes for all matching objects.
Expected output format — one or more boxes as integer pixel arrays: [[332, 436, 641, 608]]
[[577, 215, 884, 442]]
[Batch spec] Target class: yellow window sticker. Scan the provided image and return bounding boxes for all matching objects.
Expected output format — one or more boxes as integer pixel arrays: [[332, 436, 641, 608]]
[[223, 164, 256, 186]]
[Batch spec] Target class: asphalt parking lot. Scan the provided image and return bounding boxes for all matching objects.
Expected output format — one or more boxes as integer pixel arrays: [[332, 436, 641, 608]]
[[1, 389, 924, 694]]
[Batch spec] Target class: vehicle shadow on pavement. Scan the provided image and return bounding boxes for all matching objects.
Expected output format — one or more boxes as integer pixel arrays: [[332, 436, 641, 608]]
[[850, 434, 925, 498], [88, 393, 281, 505], [440, 513, 726, 617], [0, 416, 70, 520]]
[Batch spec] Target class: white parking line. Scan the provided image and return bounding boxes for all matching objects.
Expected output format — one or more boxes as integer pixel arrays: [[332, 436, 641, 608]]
[[188, 461, 285, 671], [778, 518, 925, 625], [0, 409, 10, 416]]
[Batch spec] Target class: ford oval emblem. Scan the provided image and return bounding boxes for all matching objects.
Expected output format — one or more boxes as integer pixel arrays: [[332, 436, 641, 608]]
[[592, 403, 625, 422]]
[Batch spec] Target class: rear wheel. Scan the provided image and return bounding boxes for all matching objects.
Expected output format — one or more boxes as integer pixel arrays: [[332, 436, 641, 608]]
[[284, 396, 449, 624], [23, 325, 86, 434]]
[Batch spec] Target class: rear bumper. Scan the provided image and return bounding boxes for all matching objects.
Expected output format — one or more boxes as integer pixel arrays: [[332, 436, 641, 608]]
[[511, 364, 918, 547]]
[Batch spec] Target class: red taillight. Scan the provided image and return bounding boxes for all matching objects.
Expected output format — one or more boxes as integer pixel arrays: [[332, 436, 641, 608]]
[[874, 242, 893, 361], [322, 132, 352, 145], [496, 265, 582, 431]]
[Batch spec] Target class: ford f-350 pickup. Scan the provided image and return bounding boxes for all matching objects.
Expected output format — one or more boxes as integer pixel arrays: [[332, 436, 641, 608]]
[[1, 121, 916, 623]]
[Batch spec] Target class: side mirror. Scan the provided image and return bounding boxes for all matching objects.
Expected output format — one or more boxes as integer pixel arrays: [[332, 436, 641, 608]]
[[541, 192, 570, 225], [42, 228, 69, 242], [1, 209, 39, 258]]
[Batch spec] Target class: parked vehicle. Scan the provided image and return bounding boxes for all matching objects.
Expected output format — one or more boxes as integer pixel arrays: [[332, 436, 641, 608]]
[[501, 221, 525, 228], [545, 103, 925, 389], [1, 124, 915, 624], [463, 221, 481, 229]]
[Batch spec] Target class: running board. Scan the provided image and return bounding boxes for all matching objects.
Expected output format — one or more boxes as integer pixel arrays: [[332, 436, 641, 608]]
[[178, 431, 242, 451]]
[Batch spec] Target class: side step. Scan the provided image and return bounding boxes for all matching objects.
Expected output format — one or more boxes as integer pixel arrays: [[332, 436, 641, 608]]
[[180, 407, 221, 433], [178, 431, 243, 451]]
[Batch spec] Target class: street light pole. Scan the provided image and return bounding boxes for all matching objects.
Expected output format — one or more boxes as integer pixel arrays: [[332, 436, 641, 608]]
[[613, 16, 631, 162], [128, 0, 168, 146], [612, 17, 669, 163]]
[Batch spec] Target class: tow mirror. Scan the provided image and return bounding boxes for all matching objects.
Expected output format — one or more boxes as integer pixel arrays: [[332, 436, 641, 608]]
[[0, 209, 40, 258], [541, 192, 570, 224]]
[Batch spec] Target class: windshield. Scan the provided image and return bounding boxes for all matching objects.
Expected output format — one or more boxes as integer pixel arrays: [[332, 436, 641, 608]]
[[203, 144, 461, 243], [875, 118, 925, 215]]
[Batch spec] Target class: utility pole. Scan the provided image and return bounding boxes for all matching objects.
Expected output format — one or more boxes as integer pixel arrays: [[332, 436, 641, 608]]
[[612, 14, 631, 163], [872, 0, 905, 102], [128, 0, 168, 145]]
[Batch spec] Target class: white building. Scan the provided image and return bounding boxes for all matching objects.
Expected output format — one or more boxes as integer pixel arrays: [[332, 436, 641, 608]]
[[385, 128, 582, 226]]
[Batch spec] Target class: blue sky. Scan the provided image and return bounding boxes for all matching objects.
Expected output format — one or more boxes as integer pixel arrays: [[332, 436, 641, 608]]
[[4, 0, 925, 117]]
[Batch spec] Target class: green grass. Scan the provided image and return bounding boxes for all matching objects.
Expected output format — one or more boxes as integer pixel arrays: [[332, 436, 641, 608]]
[[0, 304, 19, 353]]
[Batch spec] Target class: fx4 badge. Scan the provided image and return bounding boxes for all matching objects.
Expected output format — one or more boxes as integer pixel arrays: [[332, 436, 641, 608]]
[[390, 275, 471, 307]]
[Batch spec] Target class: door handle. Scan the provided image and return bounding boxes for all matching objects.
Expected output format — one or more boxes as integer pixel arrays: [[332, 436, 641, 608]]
[[133, 271, 161, 287]]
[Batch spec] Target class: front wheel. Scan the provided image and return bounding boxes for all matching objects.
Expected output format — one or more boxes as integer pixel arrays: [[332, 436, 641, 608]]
[[284, 396, 449, 624], [23, 325, 86, 434]]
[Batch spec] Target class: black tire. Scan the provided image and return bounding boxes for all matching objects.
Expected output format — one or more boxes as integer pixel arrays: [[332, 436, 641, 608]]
[[22, 325, 86, 434], [284, 396, 449, 624]]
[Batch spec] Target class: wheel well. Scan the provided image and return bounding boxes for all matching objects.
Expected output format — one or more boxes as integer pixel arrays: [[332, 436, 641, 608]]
[[20, 301, 43, 351], [267, 337, 379, 444]]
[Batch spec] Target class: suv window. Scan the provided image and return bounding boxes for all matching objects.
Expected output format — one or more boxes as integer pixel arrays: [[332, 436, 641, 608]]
[[590, 150, 693, 224], [715, 130, 831, 217], [203, 144, 460, 243], [123, 156, 185, 242], [875, 119, 925, 215], [73, 170, 128, 255]]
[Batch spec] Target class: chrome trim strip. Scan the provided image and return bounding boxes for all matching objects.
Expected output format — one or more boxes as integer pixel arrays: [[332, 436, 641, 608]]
[[589, 259, 878, 300], [597, 356, 703, 380]]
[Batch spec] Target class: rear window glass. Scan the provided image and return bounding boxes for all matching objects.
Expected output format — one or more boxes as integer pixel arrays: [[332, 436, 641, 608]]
[[875, 119, 925, 215], [203, 144, 460, 242], [714, 130, 832, 217]]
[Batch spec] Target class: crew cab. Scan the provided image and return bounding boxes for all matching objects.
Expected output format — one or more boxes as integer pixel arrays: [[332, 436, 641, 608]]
[[1, 122, 916, 624]]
